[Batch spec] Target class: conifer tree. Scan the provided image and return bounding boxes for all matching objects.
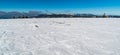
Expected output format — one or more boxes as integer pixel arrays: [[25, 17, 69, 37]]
[[103, 13, 107, 18]]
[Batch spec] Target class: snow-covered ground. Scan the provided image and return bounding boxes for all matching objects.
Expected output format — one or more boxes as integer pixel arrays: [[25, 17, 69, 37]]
[[0, 18, 120, 55]]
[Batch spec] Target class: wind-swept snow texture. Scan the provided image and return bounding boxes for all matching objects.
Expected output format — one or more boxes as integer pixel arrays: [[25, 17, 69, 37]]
[[0, 18, 120, 55]]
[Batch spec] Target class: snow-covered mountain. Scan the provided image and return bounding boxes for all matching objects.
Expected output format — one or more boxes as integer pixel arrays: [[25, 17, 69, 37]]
[[0, 18, 120, 55]]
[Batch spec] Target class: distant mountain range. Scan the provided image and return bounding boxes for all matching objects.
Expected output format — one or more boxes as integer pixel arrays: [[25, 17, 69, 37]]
[[0, 11, 120, 19], [0, 11, 41, 19]]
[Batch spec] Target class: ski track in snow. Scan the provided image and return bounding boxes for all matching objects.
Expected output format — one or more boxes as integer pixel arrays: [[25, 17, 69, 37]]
[[0, 18, 120, 55]]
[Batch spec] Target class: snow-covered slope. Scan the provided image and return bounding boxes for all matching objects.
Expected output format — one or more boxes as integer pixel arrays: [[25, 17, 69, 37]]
[[0, 18, 120, 55]]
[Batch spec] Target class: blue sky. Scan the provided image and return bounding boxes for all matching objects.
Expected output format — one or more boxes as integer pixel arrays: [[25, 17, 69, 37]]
[[0, 0, 120, 15]]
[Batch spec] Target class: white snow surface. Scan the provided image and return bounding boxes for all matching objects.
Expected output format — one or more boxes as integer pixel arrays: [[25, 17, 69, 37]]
[[0, 18, 120, 55]]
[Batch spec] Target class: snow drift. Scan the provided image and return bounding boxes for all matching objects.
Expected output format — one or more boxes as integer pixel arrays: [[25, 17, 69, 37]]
[[0, 18, 120, 55]]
